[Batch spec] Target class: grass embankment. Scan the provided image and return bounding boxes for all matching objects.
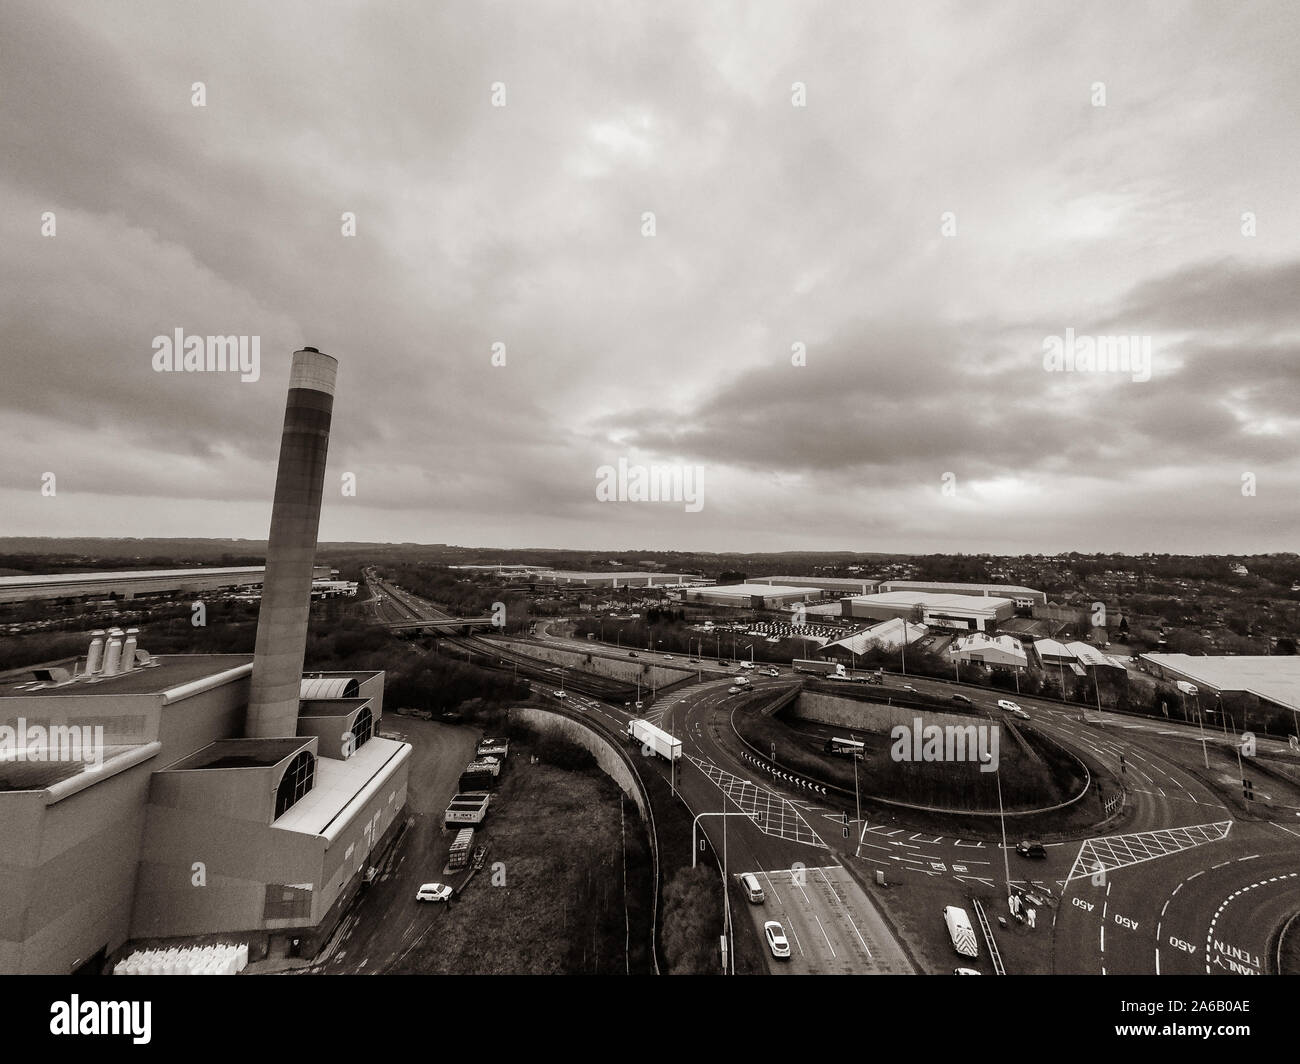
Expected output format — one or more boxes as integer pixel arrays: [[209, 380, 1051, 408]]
[[390, 733, 653, 974], [736, 709, 1086, 812]]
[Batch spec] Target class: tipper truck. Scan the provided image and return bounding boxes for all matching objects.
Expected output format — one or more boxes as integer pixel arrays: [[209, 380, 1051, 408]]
[[628, 719, 682, 762]]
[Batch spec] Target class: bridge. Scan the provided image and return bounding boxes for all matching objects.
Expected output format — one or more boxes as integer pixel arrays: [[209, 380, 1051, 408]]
[[382, 616, 497, 632]]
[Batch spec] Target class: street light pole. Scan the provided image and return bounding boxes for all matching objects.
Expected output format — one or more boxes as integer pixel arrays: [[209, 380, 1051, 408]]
[[996, 767, 1012, 910]]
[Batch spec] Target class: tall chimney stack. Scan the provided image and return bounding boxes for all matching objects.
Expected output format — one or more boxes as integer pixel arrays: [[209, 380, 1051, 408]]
[[246, 347, 337, 738]]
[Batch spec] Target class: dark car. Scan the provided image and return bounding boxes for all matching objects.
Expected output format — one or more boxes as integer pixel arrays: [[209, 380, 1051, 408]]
[[951, 693, 974, 705], [628, 652, 638, 657], [1016, 841, 1047, 859]]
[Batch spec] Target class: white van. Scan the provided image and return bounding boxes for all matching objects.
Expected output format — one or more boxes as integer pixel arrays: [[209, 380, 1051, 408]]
[[943, 905, 978, 958], [740, 661, 755, 671], [740, 873, 765, 903]]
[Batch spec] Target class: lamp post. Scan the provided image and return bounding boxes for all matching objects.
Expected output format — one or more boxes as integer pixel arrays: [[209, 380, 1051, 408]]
[[691, 811, 749, 976], [995, 765, 1012, 911]]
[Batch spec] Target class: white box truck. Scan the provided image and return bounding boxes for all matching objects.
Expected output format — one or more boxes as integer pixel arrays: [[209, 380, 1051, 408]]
[[628, 719, 682, 762], [793, 659, 847, 678]]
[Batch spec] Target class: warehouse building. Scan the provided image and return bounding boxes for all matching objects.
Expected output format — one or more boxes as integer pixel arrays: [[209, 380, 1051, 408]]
[[842, 591, 1015, 632], [750, 575, 880, 597], [1139, 654, 1300, 716], [877, 580, 1046, 609], [947, 632, 1028, 669], [0, 566, 333, 604], [685, 583, 822, 609], [820, 618, 927, 659]]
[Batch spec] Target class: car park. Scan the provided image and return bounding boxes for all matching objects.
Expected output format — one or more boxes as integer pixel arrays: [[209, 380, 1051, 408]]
[[416, 882, 453, 903], [1016, 840, 1047, 859], [764, 921, 791, 959]]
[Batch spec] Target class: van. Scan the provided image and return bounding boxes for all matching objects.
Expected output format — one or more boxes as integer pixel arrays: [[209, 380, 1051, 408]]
[[740, 661, 755, 670], [740, 873, 765, 903]]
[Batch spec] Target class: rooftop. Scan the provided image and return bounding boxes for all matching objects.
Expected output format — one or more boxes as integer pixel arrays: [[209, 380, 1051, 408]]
[[0, 654, 253, 700], [693, 583, 822, 596], [849, 591, 1013, 613], [272, 736, 409, 836], [164, 737, 311, 771], [1140, 654, 1300, 712]]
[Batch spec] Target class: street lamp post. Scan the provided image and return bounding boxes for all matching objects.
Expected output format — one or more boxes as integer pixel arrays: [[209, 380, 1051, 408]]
[[996, 766, 1012, 911], [690, 811, 749, 976]]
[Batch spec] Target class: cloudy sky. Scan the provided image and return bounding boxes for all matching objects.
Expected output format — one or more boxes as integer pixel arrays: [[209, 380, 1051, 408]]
[[3, 1, 1298, 554]]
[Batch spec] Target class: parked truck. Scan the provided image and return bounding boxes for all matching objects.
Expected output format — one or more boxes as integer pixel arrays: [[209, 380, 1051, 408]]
[[445, 792, 491, 828], [628, 719, 682, 762], [793, 659, 848, 679], [448, 827, 475, 870]]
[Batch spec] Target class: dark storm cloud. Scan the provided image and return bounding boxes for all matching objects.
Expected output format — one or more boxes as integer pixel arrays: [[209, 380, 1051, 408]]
[[3, 0, 1299, 551]]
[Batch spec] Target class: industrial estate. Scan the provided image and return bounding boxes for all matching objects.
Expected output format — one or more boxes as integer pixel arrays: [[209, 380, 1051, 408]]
[[2, 347, 1298, 984]]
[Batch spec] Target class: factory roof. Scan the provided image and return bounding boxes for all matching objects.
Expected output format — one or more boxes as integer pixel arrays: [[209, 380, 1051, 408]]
[[0, 655, 253, 699], [0, 567, 270, 589], [272, 736, 409, 836], [848, 591, 1012, 614], [823, 618, 927, 654], [1139, 654, 1300, 712], [693, 583, 822, 597], [879, 580, 1044, 598], [164, 737, 312, 771]]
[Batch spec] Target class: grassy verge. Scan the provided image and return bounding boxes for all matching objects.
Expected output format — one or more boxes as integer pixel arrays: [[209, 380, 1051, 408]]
[[389, 735, 652, 974]]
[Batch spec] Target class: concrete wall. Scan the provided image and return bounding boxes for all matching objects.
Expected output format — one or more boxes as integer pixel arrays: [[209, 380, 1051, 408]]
[[509, 706, 648, 820], [0, 760, 153, 974], [790, 690, 983, 736]]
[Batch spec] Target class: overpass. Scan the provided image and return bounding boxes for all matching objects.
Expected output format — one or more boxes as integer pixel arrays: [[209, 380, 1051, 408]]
[[382, 616, 496, 632]]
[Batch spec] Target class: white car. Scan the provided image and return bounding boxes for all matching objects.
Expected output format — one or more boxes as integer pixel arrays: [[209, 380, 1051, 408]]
[[554, 690, 567, 699], [664, 655, 674, 660], [997, 699, 1029, 719], [902, 684, 916, 692], [416, 883, 453, 903], [766, 668, 779, 677], [764, 921, 791, 959], [727, 686, 740, 694]]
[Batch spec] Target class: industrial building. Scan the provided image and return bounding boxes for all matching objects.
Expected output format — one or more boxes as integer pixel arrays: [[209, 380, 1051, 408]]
[[531, 570, 707, 588], [686, 583, 821, 609], [877, 580, 1046, 609], [750, 575, 880, 597], [1139, 654, 1300, 715], [0, 348, 411, 974], [841, 591, 1015, 632], [947, 632, 1028, 669], [820, 618, 927, 659], [0, 566, 333, 604]]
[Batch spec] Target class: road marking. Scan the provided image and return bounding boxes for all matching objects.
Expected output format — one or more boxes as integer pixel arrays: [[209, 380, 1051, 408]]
[[1065, 821, 1233, 883]]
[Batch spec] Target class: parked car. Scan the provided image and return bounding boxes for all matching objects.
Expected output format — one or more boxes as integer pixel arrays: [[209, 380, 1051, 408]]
[[764, 921, 791, 959], [416, 882, 453, 903], [1016, 840, 1047, 859]]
